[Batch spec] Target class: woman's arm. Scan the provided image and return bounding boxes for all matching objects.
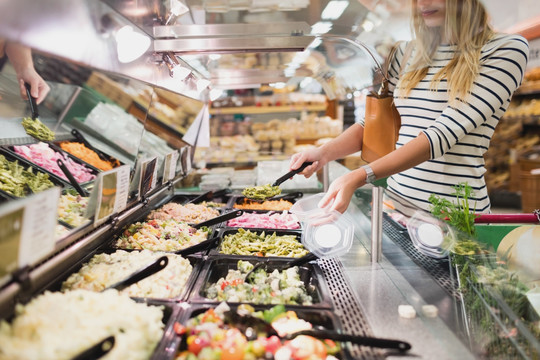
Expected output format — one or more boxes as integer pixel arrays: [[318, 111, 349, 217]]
[[5, 42, 50, 104], [319, 132, 431, 213]]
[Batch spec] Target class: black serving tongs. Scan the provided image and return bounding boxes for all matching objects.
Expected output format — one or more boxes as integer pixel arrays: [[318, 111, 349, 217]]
[[243, 161, 312, 202], [244, 252, 318, 282], [272, 161, 313, 187], [191, 210, 244, 229], [103, 256, 168, 292], [22, 83, 55, 141], [57, 158, 89, 197], [185, 189, 230, 205], [71, 336, 115, 360], [174, 235, 221, 256], [223, 310, 411, 352]]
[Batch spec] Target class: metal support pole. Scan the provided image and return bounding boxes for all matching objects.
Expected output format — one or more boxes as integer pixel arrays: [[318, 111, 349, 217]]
[[371, 186, 383, 263], [322, 163, 330, 192]]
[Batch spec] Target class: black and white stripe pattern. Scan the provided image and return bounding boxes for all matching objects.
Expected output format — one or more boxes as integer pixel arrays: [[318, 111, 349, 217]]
[[372, 34, 528, 213]]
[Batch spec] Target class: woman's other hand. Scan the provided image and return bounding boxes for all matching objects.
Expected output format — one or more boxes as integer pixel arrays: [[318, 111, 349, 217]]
[[318, 171, 364, 213]]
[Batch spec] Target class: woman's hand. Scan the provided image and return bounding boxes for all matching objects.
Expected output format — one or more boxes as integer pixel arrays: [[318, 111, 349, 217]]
[[318, 170, 365, 213], [289, 147, 326, 178], [17, 68, 50, 104]]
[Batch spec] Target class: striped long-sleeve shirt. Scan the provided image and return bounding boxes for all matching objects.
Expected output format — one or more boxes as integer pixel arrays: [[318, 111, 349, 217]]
[[382, 34, 529, 213]]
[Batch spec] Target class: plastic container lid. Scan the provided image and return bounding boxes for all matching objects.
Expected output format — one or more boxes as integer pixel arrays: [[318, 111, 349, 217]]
[[290, 193, 327, 222], [290, 193, 354, 258], [406, 211, 456, 259]]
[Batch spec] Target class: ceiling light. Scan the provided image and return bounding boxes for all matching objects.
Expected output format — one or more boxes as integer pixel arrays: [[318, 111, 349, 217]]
[[361, 20, 374, 32], [209, 88, 223, 101], [162, 52, 191, 79], [196, 78, 211, 93], [311, 22, 333, 35], [321, 0, 349, 20], [115, 25, 151, 63]]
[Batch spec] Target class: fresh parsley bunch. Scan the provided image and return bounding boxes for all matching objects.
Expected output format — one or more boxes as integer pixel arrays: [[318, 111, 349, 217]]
[[429, 182, 477, 237]]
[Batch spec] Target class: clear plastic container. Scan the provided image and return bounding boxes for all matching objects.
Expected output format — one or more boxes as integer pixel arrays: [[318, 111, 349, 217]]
[[290, 193, 354, 258], [406, 211, 456, 259]]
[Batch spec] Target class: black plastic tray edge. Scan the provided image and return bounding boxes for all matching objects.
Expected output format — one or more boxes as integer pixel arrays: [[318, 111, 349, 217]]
[[187, 256, 333, 309], [172, 303, 352, 360], [136, 300, 182, 360]]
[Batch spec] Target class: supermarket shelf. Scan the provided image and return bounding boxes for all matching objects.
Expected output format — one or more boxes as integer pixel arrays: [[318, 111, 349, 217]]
[[209, 104, 327, 115]]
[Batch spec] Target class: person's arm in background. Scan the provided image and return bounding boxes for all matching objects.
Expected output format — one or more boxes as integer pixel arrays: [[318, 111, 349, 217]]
[[4, 41, 50, 104], [289, 122, 365, 177]]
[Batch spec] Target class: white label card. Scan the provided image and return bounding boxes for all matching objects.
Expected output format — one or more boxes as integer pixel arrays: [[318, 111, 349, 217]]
[[93, 165, 130, 226], [162, 150, 179, 184], [139, 157, 158, 198], [0, 187, 60, 286]]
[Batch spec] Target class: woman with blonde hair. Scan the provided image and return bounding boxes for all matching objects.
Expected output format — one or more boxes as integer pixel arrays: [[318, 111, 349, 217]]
[[290, 0, 529, 214]]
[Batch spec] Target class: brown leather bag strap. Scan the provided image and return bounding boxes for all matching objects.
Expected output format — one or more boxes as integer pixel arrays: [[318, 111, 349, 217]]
[[380, 41, 415, 95]]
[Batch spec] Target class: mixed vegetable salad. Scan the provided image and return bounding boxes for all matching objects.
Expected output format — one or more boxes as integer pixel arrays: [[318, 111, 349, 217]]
[[57, 191, 90, 228], [205, 260, 313, 305], [116, 219, 210, 252], [175, 303, 341, 360]]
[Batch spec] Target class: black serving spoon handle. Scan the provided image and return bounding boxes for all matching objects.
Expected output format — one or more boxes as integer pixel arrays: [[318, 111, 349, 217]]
[[105, 256, 168, 292], [24, 82, 39, 120], [57, 159, 89, 197], [70, 336, 115, 360], [272, 162, 313, 187], [192, 210, 243, 229]]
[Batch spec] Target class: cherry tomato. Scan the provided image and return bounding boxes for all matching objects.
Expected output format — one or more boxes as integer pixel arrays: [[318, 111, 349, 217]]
[[265, 335, 282, 354], [286, 335, 326, 360], [173, 322, 186, 335], [187, 335, 210, 355]]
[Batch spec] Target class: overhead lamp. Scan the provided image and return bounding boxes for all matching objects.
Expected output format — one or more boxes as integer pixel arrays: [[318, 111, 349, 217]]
[[311, 22, 333, 35], [196, 78, 211, 93], [100, 14, 151, 63], [209, 88, 223, 101], [321, 0, 349, 20], [162, 52, 191, 79], [166, 0, 190, 25]]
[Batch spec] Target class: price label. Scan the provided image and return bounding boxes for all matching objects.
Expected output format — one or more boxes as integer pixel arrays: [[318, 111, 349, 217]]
[[140, 157, 158, 198], [0, 187, 59, 286], [162, 150, 179, 184], [89, 165, 130, 226]]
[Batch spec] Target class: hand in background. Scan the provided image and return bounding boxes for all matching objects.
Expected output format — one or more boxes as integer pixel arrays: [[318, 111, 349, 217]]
[[4, 41, 50, 104], [289, 147, 325, 178]]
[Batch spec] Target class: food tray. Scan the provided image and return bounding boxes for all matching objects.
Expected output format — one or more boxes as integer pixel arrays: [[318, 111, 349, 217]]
[[0, 146, 67, 199], [54, 139, 124, 171], [0, 292, 181, 360], [228, 194, 298, 212], [223, 209, 302, 231], [172, 303, 351, 359], [4, 143, 99, 187], [108, 219, 218, 256], [166, 191, 232, 208], [188, 256, 333, 308], [210, 228, 306, 258], [51, 249, 203, 302]]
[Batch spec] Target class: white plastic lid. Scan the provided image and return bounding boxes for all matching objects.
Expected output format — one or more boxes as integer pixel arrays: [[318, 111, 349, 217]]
[[406, 211, 456, 259], [289, 193, 327, 222], [302, 210, 355, 258]]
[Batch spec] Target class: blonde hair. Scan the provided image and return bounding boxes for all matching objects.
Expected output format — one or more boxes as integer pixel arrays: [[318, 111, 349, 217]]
[[399, 0, 494, 102]]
